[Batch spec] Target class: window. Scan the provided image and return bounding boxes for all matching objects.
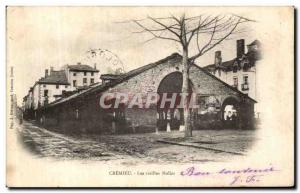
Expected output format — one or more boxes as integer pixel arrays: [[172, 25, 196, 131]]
[[90, 78, 94, 84], [91, 72, 94, 76], [73, 73, 76, 76], [56, 85, 59, 89], [243, 75, 249, 84], [242, 75, 249, 91], [233, 66, 238, 73], [83, 78, 87, 85], [73, 80, 77, 87], [233, 77, 238, 88], [65, 85, 68, 88], [242, 61, 250, 71], [43, 84, 46, 88], [84, 72, 87, 76], [44, 89, 48, 97]]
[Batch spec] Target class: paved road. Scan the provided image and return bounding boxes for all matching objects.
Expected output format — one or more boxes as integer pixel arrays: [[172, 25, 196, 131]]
[[18, 121, 257, 164], [19, 121, 126, 161]]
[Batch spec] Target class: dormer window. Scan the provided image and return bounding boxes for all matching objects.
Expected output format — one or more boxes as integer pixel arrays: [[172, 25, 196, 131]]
[[233, 61, 238, 73], [242, 59, 250, 71], [233, 66, 238, 73]]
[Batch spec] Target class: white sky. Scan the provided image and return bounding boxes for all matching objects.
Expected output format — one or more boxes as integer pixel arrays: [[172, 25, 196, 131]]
[[7, 7, 257, 105]]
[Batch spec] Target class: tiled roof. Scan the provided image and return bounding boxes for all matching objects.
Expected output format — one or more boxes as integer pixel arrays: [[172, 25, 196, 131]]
[[38, 70, 69, 85], [46, 82, 103, 107], [246, 50, 262, 62], [203, 43, 262, 72], [68, 63, 99, 72], [203, 59, 236, 72], [100, 74, 123, 80]]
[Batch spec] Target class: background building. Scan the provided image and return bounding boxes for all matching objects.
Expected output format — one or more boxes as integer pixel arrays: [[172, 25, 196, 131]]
[[23, 63, 100, 118], [32, 68, 71, 110], [64, 63, 100, 91], [203, 39, 262, 118]]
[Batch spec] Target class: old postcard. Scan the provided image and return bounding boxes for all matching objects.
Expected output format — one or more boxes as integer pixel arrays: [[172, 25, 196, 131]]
[[6, 6, 294, 187]]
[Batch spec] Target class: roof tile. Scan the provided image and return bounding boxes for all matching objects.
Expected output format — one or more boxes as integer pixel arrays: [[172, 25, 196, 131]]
[[38, 70, 69, 85]]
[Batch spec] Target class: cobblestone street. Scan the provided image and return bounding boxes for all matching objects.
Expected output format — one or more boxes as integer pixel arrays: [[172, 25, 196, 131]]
[[18, 121, 258, 165]]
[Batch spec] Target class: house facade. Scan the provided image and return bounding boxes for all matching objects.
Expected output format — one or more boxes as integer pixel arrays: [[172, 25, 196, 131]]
[[22, 87, 33, 110], [22, 87, 34, 119], [64, 63, 99, 91], [32, 68, 71, 110], [23, 64, 100, 119], [203, 39, 262, 117]]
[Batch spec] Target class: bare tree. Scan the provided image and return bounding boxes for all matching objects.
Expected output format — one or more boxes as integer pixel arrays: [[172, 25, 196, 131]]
[[127, 13, 253, 137]]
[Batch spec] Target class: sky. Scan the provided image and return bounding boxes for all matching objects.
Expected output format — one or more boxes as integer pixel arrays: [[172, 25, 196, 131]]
[[7, 7, 258, 105]]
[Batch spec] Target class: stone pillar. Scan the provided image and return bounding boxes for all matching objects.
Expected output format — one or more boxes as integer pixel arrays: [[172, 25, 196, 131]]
[[156, 112, 159, 134], [155, 127, 159, 134], [179, 125, 185, 131], [166, 122, 171, 132], [112, 121, 116, 134]]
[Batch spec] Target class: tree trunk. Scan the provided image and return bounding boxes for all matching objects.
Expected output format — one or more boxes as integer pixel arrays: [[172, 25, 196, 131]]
[[182, 47, 192, 137]]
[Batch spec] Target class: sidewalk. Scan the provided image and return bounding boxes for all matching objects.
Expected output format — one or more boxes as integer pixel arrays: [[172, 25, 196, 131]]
[[157, 129, 256, 155]]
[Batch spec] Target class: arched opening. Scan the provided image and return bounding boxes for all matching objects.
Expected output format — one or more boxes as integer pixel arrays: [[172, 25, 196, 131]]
[[221, 97, 240, 129], [157, 72, 193, 131]]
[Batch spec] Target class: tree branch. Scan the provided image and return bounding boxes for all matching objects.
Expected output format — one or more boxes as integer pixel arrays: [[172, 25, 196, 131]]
[[147, 16, 181, 39], [189, 17, 244, 62], [133, 20, 181, 42], [132, 23, 180, 33], [128, 13, 253, 63]]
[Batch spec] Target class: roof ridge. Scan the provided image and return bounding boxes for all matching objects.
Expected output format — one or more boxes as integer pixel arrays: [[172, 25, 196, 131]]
[[124, 52, 181, 75]]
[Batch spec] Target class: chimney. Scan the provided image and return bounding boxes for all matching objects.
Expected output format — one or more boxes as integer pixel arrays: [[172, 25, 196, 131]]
[[50, 66, 54, 74], [214, 51, 222, 67], [236, 39, 245, 58], [45, 69, 49, 77], [94, 63, 97, 69]]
